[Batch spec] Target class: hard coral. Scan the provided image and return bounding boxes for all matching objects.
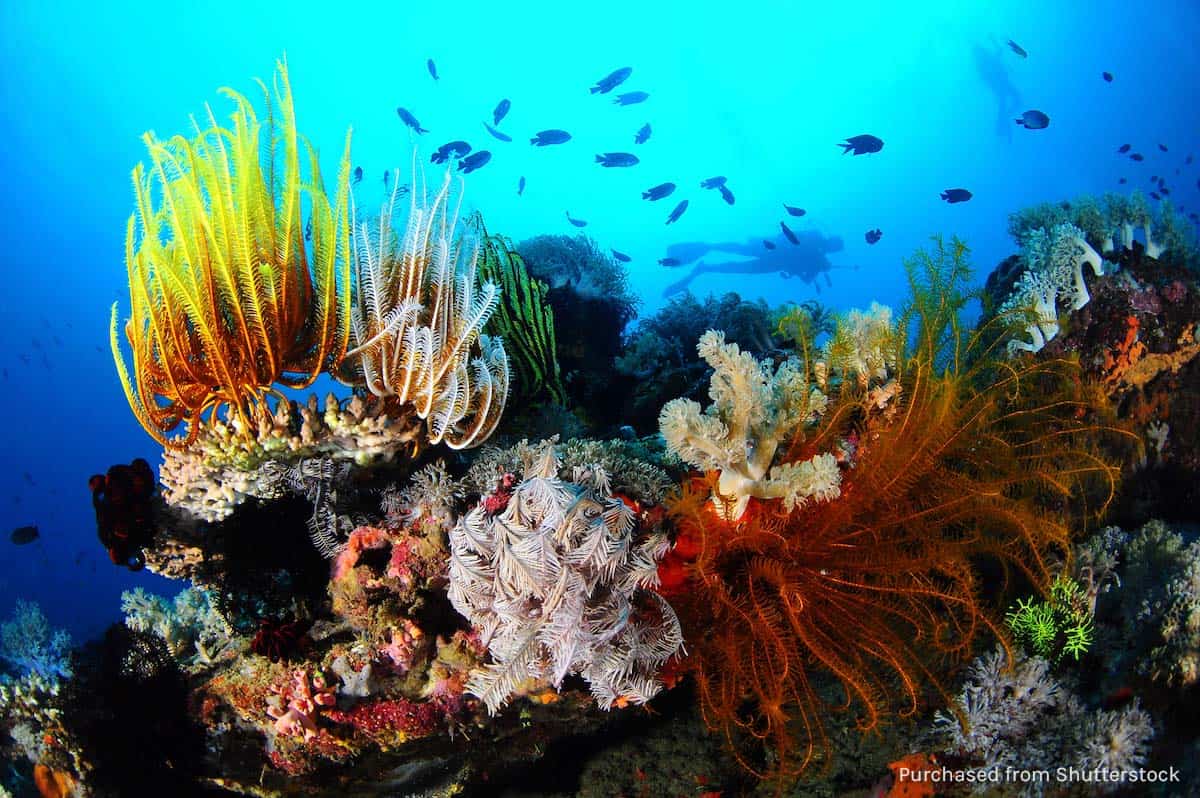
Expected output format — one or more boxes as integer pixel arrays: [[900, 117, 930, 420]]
[[266, 668, 336, 741]]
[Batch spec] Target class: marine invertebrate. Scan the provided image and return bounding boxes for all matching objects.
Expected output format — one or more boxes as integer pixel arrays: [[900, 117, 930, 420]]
[[88, 457, 156, 570], [667, 237, 1120, 778], [249, 618, 313, 663], [339, 167, 509, 449], [473, 217, 565, 405], [0, 601, 72, 682], [447, 442, 683, 713], [267, 668, 337, 741], [1005, 574, 1094, 662], [111, 58, 353, 448], [121, 586, 233, 666]]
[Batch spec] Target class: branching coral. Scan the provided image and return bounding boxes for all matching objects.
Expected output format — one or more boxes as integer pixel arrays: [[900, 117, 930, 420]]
[[339, 167, 509, 450], [665, 236, 1123, 779], [111, 58, 353, 448], [121, 586, 234, 667], [447, 442, 683, 713], [0, 601, 72, 682]]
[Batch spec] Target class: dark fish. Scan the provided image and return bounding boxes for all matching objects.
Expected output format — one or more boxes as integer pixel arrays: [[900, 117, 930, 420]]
[[1118, 144, 1131, 153], [784, 204, 806, 217], [718, 185, 735, 205], [865, 228, 882, 245], [10, 525, 38, 545], [1151, 175, 1158, 182], [1006, 39, 1027, 58], [700, 176, 727, 189], [596, 152, 640, 167], [353, 166, 363, 184], [1187, 155, 1194, 165], [665, 200, 689, 225], [1150, 191, 1161, 200], [614, 91, 649, 106], [839, 134, 883, 155], [493, 99, 511, 126], [1131, 153, 1144, 161], [780, 221, 800, 245], [427, 59, 439, 81], [565, 211, 588, 228], [395, 107, 429, 134], [763, 240, 776, 250], [941, 188, 973, 203], [642, 182, 676, 201], [1159, 143, 1168, 152], [304, 216, 312, 241], [431, 140, 472, 164], [1015, 110, 1050, 129], [635, 123, 651, 144], [1161, 187, 1170, 195], [483, 121, 512, 142], [591, 66, 633, 95], [658, 257, 682, 267], [530, 129, 572, 146], [518, 176, 526, 196], [611, 249, 632, 263], [457, 150, 492, 173], [1118, 177, 1127, 184], [1102, 71, 1113, 82]]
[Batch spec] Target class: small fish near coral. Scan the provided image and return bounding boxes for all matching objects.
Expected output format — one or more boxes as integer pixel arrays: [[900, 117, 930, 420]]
[[395, 106, 428, 134], [634, 123, 651, 144], [1015, 109, 1050, 129], [613, 91, 649, 106], [840, 134, 884, 155], [10, 524, 39, 545], [492, 98, 511, 125], [530, 129, 571, 146], [590, 66, 632, 94], [865, 228, 883, 244], [642, 182, 676, 201], [596, 152, 640, 167], [565, 211, 588, 228], [665, 199, 689, 225], [1007, 39, 1028, 57], [457, 150, 492, 173]]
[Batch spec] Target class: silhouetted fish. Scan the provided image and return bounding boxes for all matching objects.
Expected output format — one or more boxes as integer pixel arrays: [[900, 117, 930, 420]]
[[566, 211, 588, 228], [427, 59, 439, 80], [457, 150, 492, 173], [10, 525, 38, 545], [780, 221, 799, 244], [665, 200, 688, 225], [1187, 155, 1194, 165], [483, 122, 512, 142], [531, 129, 572, 146], [596, 152, 639, 167], [1015, 110, 1050, 129], [493, 99, 511, 126], [1159, 143, 1168, 152], [840, 134, 883, 155], [396, 107, 429, 134], [611, 249, 632, 263], [432, 140, 472, 164], [658, 257, 682, 267], [865, 228, 882, 245], [700, 176, 727, 189], [1131, 153, 1144, 161], [614, 91, 649, 106], [1118, 144, 1131, 153], [635, 123, 651, 144], [1006, 39, 1027, 58], [518, 176, 526, 195], [353, 166, 363, 184], [1150, 191, 1161, 200], [1102, 71, 1113, 82], [718, 185, 735, 205], [784, 204, 806, 217], [305, 216, 312, 241], [1118, 177, 1127, 184], [384, 171, 391, 189], [763, 240, 776, 250], [941, 188, 973, 203], [591, 67, 632, 95], [642, 182, 675, 201]]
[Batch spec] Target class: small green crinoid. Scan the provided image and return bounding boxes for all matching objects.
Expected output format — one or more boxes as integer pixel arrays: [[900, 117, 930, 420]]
[[1006, 573, 1094, 663]]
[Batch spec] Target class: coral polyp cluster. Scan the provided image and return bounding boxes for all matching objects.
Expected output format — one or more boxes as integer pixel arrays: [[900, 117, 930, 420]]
[[664, 237, 1121, 777]]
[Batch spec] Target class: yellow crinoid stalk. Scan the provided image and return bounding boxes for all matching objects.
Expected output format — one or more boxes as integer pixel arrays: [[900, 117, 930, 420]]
[[111, 58, 353, 449]]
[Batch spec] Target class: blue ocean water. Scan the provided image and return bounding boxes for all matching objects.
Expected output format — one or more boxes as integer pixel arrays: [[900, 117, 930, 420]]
[[0, 0, 1197, 644]]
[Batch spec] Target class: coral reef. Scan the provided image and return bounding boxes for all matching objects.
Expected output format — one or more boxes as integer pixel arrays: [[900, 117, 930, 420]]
[[934, 646, 1154, 794], [665, 237, 1119, 778], [121, 586, 234, 668], [111, 58, 353, 448], [0, 601, 72, 682], [1006, 574, 1094, 663], [448, 442, 683, 712]]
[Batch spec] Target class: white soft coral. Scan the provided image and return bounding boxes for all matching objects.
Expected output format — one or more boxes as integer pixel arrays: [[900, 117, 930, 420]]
[[659, 330, 838, 520]]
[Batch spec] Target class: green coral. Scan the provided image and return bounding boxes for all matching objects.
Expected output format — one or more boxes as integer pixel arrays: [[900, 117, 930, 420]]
[[1006, 574, 1094, 663]]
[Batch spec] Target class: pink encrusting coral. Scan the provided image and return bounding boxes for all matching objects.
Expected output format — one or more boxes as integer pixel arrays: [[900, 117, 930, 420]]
[[380, 619, 425, 673], [332, 526, 392, 582], [326, 697, 443, 744], [266, 669, 337, 742]]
